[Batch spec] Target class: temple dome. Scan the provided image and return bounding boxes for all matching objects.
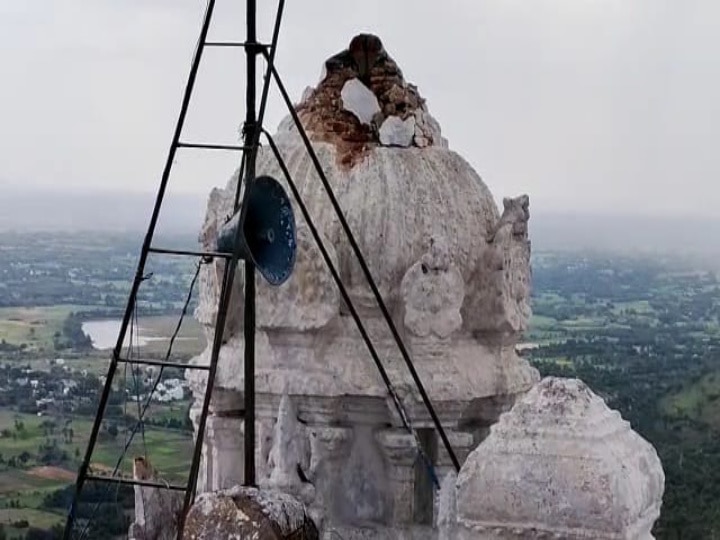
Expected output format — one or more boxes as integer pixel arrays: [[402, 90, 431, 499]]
[[253, 137, 500, 306], [452, 377, 665, 539], [197, 34, 520, 335], [192, 33, 535, 402]]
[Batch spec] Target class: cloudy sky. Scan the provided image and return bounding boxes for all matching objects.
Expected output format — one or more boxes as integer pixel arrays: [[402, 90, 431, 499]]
[[0, 0, 718, 218]]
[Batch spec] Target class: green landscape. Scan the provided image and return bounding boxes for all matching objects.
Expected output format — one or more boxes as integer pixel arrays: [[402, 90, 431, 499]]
[[0, 232, 203, 539], [1, 231, 720, 538]]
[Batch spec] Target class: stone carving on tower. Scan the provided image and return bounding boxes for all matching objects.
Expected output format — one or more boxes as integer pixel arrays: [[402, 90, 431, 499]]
[[451, 377, 665, 539]]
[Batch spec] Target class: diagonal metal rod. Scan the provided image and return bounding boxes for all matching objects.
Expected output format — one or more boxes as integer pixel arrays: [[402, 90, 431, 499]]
[[261, 52, 460, 472], [62, 2, 218, 538], [263, 131, 440, 488]]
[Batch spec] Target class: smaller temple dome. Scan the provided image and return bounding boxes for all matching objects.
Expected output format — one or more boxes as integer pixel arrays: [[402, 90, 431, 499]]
[[453, 377, 665, 539]]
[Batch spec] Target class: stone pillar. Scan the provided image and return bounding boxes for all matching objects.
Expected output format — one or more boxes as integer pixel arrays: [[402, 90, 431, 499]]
[[376, 430, 417, 525], [433, 430, 474, 526], [206, 415, 244, 491], [256, 416, 275, 482], [188, 400, 209, 494]]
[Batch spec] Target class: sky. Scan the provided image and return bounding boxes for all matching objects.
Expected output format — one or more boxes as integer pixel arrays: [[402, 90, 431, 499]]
[[0, 0, 719, 218]]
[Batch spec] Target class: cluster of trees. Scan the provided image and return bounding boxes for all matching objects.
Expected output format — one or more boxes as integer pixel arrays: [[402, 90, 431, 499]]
[[55, 313, 92, 351], [528, 253, 720, 539], [0, 523, 66, 540], [0, 231, 199, 311], [42, 483, 133, 539]]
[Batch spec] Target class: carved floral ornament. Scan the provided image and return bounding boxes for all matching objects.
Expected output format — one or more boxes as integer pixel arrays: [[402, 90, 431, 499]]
[[401, 236, 465, 338]]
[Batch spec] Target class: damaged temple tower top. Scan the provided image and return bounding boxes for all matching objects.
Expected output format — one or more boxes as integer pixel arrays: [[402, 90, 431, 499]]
[[186, 32, 538, 536], [296, 33, 448, 168], [178, 33, 664, 539]]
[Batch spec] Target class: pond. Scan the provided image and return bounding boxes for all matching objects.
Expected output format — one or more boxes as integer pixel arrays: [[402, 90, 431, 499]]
[[82, 319, 153, 350]]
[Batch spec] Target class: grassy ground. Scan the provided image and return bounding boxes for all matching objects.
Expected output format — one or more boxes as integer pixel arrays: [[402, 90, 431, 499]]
[[0, 305, 206, 375], [133, 315, 206, 356], [0, 305, 94, 352], [662, 371, 720, 428], [0, 408, 193, 532], [0, 507, 65, 527], [0, 410, 192, 479]]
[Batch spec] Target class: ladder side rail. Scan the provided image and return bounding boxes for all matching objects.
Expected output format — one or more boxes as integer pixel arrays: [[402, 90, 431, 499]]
[[62, 1, 218, 537]]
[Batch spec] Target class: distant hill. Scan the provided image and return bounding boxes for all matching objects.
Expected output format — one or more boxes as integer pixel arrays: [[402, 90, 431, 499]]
[[1, 188, 718, 263], [531, 211, 720, 259], [0, 189, 208, 236]]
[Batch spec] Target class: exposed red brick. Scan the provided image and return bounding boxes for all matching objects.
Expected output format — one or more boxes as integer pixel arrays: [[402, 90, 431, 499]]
[[293, 34, 432, 170]]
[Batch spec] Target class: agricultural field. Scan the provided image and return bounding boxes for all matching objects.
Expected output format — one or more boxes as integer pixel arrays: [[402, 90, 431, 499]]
[[0, 306, 206, 361], [0, 232, 201, 538], [0, 408, 193, 538], [526, 252, 720, 539]]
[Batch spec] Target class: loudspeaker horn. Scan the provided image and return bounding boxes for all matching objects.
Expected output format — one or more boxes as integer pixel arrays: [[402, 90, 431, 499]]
[[215, 175, 297, 286]]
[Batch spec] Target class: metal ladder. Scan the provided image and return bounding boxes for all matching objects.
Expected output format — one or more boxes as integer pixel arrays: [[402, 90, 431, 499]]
[[62, 1, 283, 538], [63, 1, 461, 538]]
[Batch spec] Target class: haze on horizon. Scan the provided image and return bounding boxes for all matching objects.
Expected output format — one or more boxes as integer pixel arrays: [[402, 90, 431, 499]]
[[0, 1, 718, 220]]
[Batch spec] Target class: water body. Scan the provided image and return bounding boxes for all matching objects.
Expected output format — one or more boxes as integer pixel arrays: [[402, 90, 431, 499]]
[[82, 319, 152, 350]]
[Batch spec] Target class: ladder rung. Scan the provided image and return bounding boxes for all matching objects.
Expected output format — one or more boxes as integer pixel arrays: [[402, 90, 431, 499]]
[[86, 474, 187, 491], [204, 41, 270, 49], [119, 357, 211, 371], [177, 142, 251, 151], [148, 246, 231, 259]]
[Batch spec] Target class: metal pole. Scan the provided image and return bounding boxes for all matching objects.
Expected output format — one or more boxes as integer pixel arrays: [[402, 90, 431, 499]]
[[62, 2, 217, 537], [243, 0, 258, 488]]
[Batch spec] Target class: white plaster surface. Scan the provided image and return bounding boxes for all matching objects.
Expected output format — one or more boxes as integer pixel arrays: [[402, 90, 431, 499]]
[[341, 78, 381, 125], [172, 33, 673, 540], [454, 377, 665, 539], [378, 115, 416, 147]]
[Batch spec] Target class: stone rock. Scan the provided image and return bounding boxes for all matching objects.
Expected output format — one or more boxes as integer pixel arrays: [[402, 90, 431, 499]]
[[183, 486, 319, 540], [340, 78, 381, 126], [436, 471, 458, 540], [464, 194, 531, 335], [378, 115, 415, 147], [454, 377, 665, 539], [264, 393, 313, 498]]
